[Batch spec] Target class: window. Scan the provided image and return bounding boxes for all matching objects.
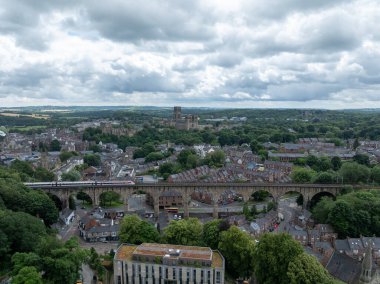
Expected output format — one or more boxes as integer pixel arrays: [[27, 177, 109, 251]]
[[216, 272, 221, 284], [173, 268, 176, 279], [193, 269, 196, 281], [117, 276, 121, 284], [165, 268, 168, 279]]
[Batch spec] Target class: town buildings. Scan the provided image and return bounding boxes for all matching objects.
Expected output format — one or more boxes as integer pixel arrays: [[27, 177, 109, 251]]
[[114, 243, 225, 284], [162, 106, 199, 130]]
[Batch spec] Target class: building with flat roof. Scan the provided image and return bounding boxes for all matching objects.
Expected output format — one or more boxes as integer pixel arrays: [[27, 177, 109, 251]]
[[114, 243, 225, 284]]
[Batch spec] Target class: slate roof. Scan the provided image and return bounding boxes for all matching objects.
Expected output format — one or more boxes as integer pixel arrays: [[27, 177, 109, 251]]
[[326, 251, 361, 284]]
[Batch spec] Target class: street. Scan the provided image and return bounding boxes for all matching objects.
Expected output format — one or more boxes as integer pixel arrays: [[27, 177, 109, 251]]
[[275, 196, 299, 232]]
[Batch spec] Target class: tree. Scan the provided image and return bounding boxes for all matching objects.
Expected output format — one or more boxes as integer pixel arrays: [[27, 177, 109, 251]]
[[331, 156, 342, 171], [313, 172, 335, 184], [218, 226, 255, 278], [353, 138, 360, 149], [253, 233, 303, 284], [243, 203, 250, 219], [250, 139, 262, 154], [177, 149, 197, 168], [37, 237, 88, 284], [185, 154, 199, 169], [119, 215, 160, 244], [371, 166, 380, 183], [24, 190, 59, 225], [59, 151, 75, 163], [99, 191, 120, 207], [49, 139, 61, 151], [312, 190, 380, 237], [69, 195, 76, 210], [83, 154, 101, 167], [287, 253, 337, 284], [34, 167, 55, 182], [312, 197, 335, 223], [164, 218, 203, 246], [203, 150, 225, 168], [202, 219, 230, 250], [327, 201, 353, 238], [306, 155, 318, 168], [252, 190, 270, 201], [10, 160, 34, 181], [88, 247, 106, 280], [145, 152, 164, 162], [0, 211, 47, 253], [159, 162, 179, 179], [291, 168, 315, 183], [77, 192, 92, 205], [353, 154, 370, 166], [317, 157, 332, 172], [11, 252, 41, 276], [89, 144, 102, 153], [12, 266, 43, 284], [61, 170, 81, 181], [296, 194, 304, 206], [339, 162, 370, 183]]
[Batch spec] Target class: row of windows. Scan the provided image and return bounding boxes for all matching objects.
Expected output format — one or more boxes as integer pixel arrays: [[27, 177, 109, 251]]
[[126, 263, 218, 282]]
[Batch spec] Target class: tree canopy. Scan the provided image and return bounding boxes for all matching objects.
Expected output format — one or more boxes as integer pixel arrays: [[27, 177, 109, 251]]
[[119, 214, 160, 244], [218, 226, 255, 278], [164, 218, 203, 246], [312, 190, 380, 237]]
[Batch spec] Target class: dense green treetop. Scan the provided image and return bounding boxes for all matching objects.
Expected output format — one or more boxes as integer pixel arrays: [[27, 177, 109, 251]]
[[287, 253, 341, 284], [164, 218, 203, 246], [202, 219, 230, 250], [218, 226, 255, 279], [312, 190, 380, 237], [119, 214, 160, 244], [253, 233, 304, 284]]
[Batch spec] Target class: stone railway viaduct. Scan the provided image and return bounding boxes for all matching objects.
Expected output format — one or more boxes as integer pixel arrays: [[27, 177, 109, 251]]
[[25, 182, 351, 218]]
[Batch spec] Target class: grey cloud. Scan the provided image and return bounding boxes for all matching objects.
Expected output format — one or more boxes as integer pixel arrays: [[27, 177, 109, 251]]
[[265, 83, 342, 101], [81, 0, 214, 42], [208, 53, 244, 68], [0, 0, 380, 108]]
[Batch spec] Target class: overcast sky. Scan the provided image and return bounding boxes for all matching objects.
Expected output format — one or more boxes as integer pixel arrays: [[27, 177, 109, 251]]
[[0, 0, 380, 108]]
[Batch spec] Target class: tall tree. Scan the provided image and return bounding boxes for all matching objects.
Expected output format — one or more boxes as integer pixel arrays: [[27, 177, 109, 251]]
[[202, 219, 229, 250], [164, 218, 203, 246], [49, 139, 61, 151], [287, 253, 338, 284], [119, 215, 160, 244], [12, 266, 43, 284], [218, 226, 255, 279], [253, 233, 303, 284]]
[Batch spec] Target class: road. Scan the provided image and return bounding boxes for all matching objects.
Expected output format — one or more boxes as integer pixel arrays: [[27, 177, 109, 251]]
[[275, 196, 299, 232], [82, 264, 95, 284]]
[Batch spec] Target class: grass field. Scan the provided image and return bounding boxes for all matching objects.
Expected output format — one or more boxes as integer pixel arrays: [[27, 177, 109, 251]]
[[10, 125, 47, 131], [0, 112, 50, 119]]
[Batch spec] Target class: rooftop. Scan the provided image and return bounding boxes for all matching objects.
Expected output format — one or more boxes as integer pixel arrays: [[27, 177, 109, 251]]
[[115, 243, 224, 268]]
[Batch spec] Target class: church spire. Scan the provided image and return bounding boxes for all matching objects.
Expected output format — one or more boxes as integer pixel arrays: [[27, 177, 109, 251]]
[[360, 239, 373, 283]]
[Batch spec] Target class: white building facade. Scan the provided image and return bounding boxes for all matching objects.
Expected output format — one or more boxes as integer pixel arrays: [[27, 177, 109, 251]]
[[114, 243, 225, 284]]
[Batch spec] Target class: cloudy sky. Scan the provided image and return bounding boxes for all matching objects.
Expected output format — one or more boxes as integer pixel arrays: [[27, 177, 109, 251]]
[[1, 0, 380, 108]]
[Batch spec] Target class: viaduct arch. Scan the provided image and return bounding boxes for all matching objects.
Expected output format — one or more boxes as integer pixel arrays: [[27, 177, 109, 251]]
[[27, 183, 345, 218]]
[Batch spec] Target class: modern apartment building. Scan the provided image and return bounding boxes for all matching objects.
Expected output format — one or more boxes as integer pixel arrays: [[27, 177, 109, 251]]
[[114, 243, 225, 284]]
